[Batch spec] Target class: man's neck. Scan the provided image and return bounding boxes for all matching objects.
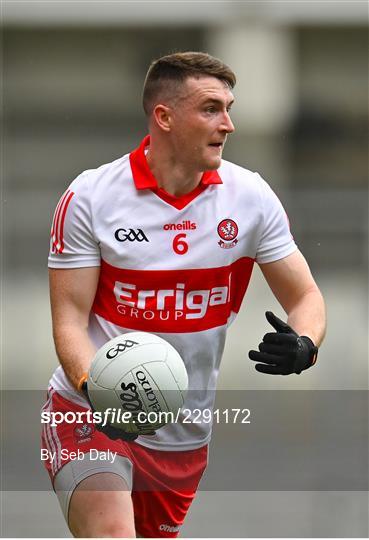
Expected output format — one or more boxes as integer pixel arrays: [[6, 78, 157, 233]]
[[146, 145, 203, 198]]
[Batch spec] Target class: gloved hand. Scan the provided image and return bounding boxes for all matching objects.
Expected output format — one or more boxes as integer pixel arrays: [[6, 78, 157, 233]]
[[78, 375, 139, 441], [248, 311, 318, 375]]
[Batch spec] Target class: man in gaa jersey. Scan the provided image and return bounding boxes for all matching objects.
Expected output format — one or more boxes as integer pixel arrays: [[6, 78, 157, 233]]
[[43, 51, 326, 538]]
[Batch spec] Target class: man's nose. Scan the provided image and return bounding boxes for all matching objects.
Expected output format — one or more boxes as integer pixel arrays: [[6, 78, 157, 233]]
[[220, 112, 235, 133]]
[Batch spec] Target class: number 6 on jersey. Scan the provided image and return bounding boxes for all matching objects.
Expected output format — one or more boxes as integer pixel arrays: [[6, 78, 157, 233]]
[[173, 233, 189, 255]]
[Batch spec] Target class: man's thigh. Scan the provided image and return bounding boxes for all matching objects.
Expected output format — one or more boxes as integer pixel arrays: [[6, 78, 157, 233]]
[[68, 472, 135, 538]]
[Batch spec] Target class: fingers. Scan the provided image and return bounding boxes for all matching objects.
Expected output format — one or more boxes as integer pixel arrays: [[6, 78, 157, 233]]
[[262, 332, 298, 345], [259, 342, 289, 355], [254, 363, 290, 375], [265, 311, 297, 335], [249, 312, 301, 376], [249, 351, 292, 375], [248, 350, 288, 366]]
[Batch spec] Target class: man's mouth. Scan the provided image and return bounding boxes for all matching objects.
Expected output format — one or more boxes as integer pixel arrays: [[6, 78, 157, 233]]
[[209, 142, 223, 148]]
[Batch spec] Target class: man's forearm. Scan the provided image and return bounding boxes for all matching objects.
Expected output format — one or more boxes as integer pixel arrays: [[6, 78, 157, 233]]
[[53, 324, 97, 391], [286, 288, 326, 347]]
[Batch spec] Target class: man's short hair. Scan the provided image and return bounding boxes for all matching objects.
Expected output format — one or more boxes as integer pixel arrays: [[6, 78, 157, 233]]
[[142, 51, 236, 117]]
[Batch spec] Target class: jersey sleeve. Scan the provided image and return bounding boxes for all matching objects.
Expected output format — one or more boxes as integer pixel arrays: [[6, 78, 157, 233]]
[[255, 174, 297, 264], [48, 172, 101, 268]]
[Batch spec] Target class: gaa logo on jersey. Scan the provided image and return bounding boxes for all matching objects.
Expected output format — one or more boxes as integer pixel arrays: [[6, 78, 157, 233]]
[[217, 219, 239, 249], [115, 228, 149, 242]]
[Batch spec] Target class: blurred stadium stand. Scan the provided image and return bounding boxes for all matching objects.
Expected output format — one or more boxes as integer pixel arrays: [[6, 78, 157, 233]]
[[3, 9, 367, 274]]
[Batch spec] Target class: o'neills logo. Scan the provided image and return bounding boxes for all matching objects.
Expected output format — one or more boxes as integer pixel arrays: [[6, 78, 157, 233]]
[[159, 524, 180, 533], [163, 221, 196, 231]]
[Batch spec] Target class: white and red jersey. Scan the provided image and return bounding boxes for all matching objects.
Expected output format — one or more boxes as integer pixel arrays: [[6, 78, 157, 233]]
[[48, 135, 297, 451]]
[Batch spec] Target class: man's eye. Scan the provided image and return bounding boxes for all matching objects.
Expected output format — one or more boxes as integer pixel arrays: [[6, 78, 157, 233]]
[[206, 107, 217, 113]]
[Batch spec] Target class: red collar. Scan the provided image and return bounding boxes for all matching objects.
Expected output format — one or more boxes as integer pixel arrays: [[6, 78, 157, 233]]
[[129, 135, 222, 208]]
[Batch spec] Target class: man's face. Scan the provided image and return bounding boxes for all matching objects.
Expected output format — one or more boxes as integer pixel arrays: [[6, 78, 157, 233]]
[[168, 76, 235, 171]]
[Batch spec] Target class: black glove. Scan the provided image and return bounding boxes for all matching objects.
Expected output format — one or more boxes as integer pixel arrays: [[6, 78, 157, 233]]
[[80, 378, 139, 441], [248, 311, 318, 375]]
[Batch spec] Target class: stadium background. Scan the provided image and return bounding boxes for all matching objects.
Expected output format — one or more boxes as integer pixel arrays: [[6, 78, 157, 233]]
[[1, 0, 368, 537]]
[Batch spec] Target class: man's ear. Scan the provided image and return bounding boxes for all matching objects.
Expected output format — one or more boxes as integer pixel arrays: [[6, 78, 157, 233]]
[[152, 104, 172, 132]]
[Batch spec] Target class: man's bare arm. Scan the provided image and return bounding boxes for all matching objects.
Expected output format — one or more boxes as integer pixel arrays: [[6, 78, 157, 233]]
[[49, 266, 100, 390], [259, 250, 326, 346]]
